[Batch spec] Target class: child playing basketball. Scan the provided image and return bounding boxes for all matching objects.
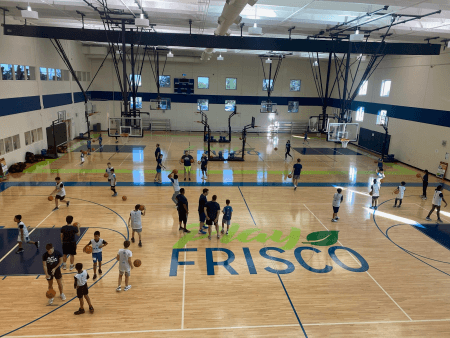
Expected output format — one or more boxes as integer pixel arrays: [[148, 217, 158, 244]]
[[426, 185, 447, 222], [332, 188, 344, 222], [201, 153, 208, 180], [128, 204, 145, 247], [87, 139, 92, 155], [291, 159, 302, 191], [169, 173, 180, 207], [180, 150, 194, 181], [155, 154, 165, 183], [370, 178, 380, 209], [116, 240, 133, 292], [394, 182, 406, 208], [303, 132, 309, 145], [84, 231, 108, 280], [106, 162, 114, 183], [110, 169, 117, 197], [50, 177, 70, 211], [221, 200, 233, 235], [98, 134, 103, 148], [285, 140, 293, 160], [80, 150, 85, 166], [421, 170, 429, 200], [42, 243, 65, 304], [74, 263, 94, 315], [15, 215, 39, 254]]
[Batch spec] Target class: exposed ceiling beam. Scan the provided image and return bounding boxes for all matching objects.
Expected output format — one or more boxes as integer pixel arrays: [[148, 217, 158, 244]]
[[2, 24, 441, 55]]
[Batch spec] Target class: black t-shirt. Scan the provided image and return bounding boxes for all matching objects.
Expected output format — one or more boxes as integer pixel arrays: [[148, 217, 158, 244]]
[[155, 147, 161, 157], [42, 250, 62, 271], [182, 155, 194, 166], [198, 194, 207, 212], [201, 157, 208, 169], [177, 194, 188, 212], [206, 201, 220, 220], [61, 225, 78, 243], [423, 174, 428, 182]]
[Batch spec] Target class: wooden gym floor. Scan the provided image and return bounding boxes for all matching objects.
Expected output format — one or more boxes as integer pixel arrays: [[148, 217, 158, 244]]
[[0, 131, 449, 338]]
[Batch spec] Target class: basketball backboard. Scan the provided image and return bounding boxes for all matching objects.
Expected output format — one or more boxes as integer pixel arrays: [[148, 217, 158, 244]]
[[108, 117, 143, 137], [260, 101, 277, 113], [327, 123, 359, 142], [150, 98, 169, 111]]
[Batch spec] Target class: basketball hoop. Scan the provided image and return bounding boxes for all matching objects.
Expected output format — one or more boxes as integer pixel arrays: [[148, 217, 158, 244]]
[[341, 138, 350, 148], [121, 133, 129, 145]]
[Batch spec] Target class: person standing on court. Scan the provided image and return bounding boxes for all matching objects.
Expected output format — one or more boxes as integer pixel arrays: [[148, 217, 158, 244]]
[[60, 216, 80, 271], [285, 140, 293, 160], [421, 170, 429, 200], [87, 139, 92, 155], [155, 144, 161, 161], [303, 132, 309, 145], [177, 188, 190, 233], [331, 188, 344, 222], [426, 185, 447, 223], [128, 204, 145, 247], [198, 188, 209, 235], [370, 178, 380, 209], [42, 243, 65, 305], [180, 150, 194, 181], [205, 195, 221, 240], [98, 134, 103, 148], [291, 158, 302, 191]]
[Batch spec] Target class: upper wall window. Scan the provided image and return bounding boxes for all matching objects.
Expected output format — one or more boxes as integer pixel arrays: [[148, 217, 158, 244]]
[[198, 77, 209, 89], [40, 67, 47, 81], [26, 66, 36, 80], [288, 101, 299, 113], [226, 78, 237, 90], [197, 99, 209, 111], [56, 69, 62, 81], [225, 100, 236, 112], [263, 79, 274, 91], [1, 64, 13, 80], [290, 80, 301, 92], [0, 139, 5, 156], [159, 75, 171, 88], [377, 110, 388, 125], [48, 68, 55, 81], [130, 74, 141, 87], [130, 97, 142, 109], [87, 72, 91, 82], [14, 65, 25, 80], [380, 80, 391, 97], [359, 81, 368, 96], [356, 106, 365, 121]]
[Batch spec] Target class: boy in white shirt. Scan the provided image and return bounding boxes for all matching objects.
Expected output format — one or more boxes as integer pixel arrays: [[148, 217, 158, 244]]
[[73, 263, 94, 315], [50, 177, 70, 211], [169, 173, 180, 207], [393, 182, 406, 208], [15, 215, 39, 254], [331, 188, 344, 222], [83, 230, 108, 280], [370, 178, 380, 209], [110, 169, 117, 197], [128, 205, 145, 247], [106, 162, 114, 184], [80, 150, 85, 166], [116, 240, 133, 292], [426, 185, 448, 223]]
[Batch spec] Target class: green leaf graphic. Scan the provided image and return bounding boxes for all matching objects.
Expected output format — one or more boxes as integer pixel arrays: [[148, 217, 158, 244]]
[[302, 231, 339, 246]]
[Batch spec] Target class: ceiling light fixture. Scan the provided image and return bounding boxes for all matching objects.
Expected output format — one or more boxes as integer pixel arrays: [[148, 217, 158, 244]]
[[135, 13, 149, 28], [265, 57, 272, 64], [248, 5, 263, 35], [217, 54, 224, 61], [167, 50, 174, 58], [21, 2, 38, 20], [350, 28, 364, 42]]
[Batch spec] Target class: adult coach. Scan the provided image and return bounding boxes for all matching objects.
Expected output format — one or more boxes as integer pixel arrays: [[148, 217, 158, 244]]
[[42, 243, 65, 305], [177, 188, 190, 233], [421, 170, 429, 200], [180, 150, 194, 181], [426, 185, 447, 223], [60, 216, 80, 271], [198, 188, 209, 234], [155, 144, 161, 160], [50, 176, 70, 211], [128, 204, 145, 247], [205, 195, 220, 240], [291, 159, 302, 191]]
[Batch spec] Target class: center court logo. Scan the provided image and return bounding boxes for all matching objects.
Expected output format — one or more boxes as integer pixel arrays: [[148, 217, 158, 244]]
[[170, 224, 368, 276]]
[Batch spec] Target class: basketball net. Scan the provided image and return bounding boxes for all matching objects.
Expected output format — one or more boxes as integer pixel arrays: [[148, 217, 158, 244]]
[[121, 133, 129, 146], [341, 138, 350, 148]]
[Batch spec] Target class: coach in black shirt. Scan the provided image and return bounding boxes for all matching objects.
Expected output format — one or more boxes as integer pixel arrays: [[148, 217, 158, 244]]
[[60, 215, 80, 271]]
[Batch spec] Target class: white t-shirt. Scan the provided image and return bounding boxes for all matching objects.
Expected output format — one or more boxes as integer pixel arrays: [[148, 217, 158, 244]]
[[130, 210, 142, 229], [81, 153, 85, 162], [90, 238, 104, 254], [398, 186, 406, 199], [110, 173, 116, 186], [371, 184, 380, 197], [56, 182, 66, 197], [74, 270, 88, 287], [106, 167, 114, 179], [18, 221, 29, 238], [118, 248, 132, 272], [432, 190, 444, 206], [332, 193, 343, 207], [171, 178, 180, 192]]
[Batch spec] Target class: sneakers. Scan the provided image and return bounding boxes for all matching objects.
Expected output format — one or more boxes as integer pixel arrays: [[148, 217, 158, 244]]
[[62, 263, 67, 270], [131, 237, 135, 243], [397, 206, 401, 208], [226, 231, 229, 235], [16, 248, 24, 254], [52, 207, 59, 211], [116, 286, 121, 292], [183, 229, 191, 233], [138, 241, 142, 247], [98, 268, 102, 274], [93, 274, 97, 280], [425, 217, 432, 221], [294, 187, 297, 191], [124, 285, 132, 291], [113, 193, 118, 197], [203, 225, 208, 229], [221, 229, 225, 234], [35, 241, 40, 249], [67, 201, 70, 207], [61, 293, 66, 301], [198, 230, 206, 235], [335, 217, 339, 220], [184, 178, 186, 181], [89, 306, 94, 314], [331, 219, 337, 222], [179, 227, 183, 231], [217, 234, 220, 239], [437, 219, 443, 223], [48, 298, 54, 305], [393, 205, 397, 208], [208, 236, 211, 240], [69, 264, 75, 271], [74, 308, 85, 315], [423, 197, 427, 200]]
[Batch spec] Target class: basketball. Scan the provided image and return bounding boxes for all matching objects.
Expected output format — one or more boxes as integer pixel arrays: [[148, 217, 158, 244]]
[[173, 169, 178, 174], [92, 140, 96, 143], [190, 159, 194, 163], [416, 173, 422, 178], [139, 205, 145, 211], [83, 151, 87, 155], [48, 196, 53, 201], [288, 174, 293, 178], [198, 161, 201, 165], [134, 259, 141, 267], [46, 289, 56, 299], [85, 246, 92, 254], [73, 222, 80, 227], [92, 147, 96, 151], [122, 196, 127, 201], [374, 160, 378, 163], [274, 147, 278, 151], [394, 189, 399, 195], [104, 173, 108, 178], [239, 137, 242, 140], [380, 179, 385, 183]]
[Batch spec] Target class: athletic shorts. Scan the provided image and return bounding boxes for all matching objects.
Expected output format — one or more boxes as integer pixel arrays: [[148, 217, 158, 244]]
[[119, 270, 131, 276], [372, 196, 379, 200], [76, 284, 89, 299], [156, 168, 161, 173], [111, 185, 115, 190], [201, 167, 207, 172], [184, 166, 191, 173], [81, 158, 85, 163], [108, 178, 111, 182], [178, 213, 187, 224], [17, 235, 30, 243], [47, 268, 62, 280], [131, 228, 142, 233], [222, 219, 231, 226], [293, 175, 300, 180], [62, 242, 77, 256], [55, 195, 65, 201], [199, 212, 206, 223], [92, 252, 103, 263], [432, 204, 441, 209], [206, 219, 217, 226], [333, 206, 340, 213]]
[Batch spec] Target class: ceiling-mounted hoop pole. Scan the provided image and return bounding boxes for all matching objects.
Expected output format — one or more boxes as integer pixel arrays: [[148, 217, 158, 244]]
[[327, 6, 388, 32], [0, 7, 9, 26], [240, 23, 245, 37], [288, 26, 295, 40], [189, 19, 192, 35]]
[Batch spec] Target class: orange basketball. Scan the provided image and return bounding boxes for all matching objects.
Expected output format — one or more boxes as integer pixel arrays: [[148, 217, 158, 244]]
[[92, 140, 96, 143], [288, 174, 293, 178], [48, 196, 53, 201], [239, 137, 242, 140], [139, 205, 145, 211], [83, 151, 87, 155], [85, 246, 93, 254], [92, 147, 96, 151], [104, 173, 108, 178], [416, 173, 422, 178], [73, 222, 80, 227], [122, 196, 127, 201], [173, 169, 178, 174], [46, 289, 56, 299], [198, 161, 201, 165], [190, 159, 194, 163], [380, 179, 385, 183], [133, 259, 141, 267], [374, 160, 378, 163], [274, 147, 278, 151]]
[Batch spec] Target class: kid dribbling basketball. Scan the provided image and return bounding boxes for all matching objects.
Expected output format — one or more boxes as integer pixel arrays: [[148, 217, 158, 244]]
[[128, 205, 145, 247], [42, 243, 65, 305], [84, 231, 108, 280], [15, 215, 39, 254], [50, 177, 70, 211], [74, 263, 94, 315]]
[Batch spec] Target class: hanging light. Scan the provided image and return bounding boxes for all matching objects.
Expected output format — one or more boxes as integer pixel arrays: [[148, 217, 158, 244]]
[[167, 50, 174, 58], [21, 2, 38, 20], [217, 54, 224, 61], [313, 61, 319, 67], [135, 13, 149, 27], [265, 57, 272, 64]]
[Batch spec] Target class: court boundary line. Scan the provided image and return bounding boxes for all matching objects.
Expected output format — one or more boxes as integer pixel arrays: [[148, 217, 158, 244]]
[[181, 244, 187, 329], [302, 203, 413, 321]]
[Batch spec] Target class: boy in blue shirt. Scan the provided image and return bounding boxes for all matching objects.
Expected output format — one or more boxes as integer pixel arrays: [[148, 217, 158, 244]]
[[200, 153, 208, 180], [291, 158, 302, 191], [303, 132, 309, 145], [98, 135, 103, 148], [285, 140, 293, 160], [87, 139, 92, 155], [221, 199, 233, 235], [154, 154, 165, 183], [155, 144, 161, 160]]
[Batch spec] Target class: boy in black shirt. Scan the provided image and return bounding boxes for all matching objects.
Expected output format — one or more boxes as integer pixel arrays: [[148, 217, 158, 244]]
[[176, 188, 190, 233], [60, 216, 80, 271], [42, 243, 65, 305], [205, 195, 221, 240]]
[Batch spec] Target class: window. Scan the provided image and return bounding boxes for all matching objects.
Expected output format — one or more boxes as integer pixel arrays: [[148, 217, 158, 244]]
[[62, 70, 69, 81], [359, 81, 368, 96], [56, 69, 62, 81], [198, 77, 209, 89], [159, 75, 171, 88], [130, 74, 141, 87], [25, 131, 32, 146], [87, 72, 91, 82], [380, 80, 391, 97], [197, 99, 209, 111], [290, 80, 301, 92], [4, 137, 13, 153], [377, 110, 387, 125], [57, 110, 67, 122], [356, 107, 365, 121], [12, 135, 20, 151], [130, 97, 143, 109], [263, 79, 274, 91], [82, 72, 86, 82], [225, 100, 236, 112], [37, 128, 43, 141], [31, 129, 38, 143], [14, 65, 25, 80], [1, 64, 13, 80], [0, 139, 5, 156], [288, 101, 299, 113], [161, 98, 171, 110], [226, 78, 237, 90], [40, 67, 47, 80], [48, 68, 55, 81], [26, 66, 36, 80]]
